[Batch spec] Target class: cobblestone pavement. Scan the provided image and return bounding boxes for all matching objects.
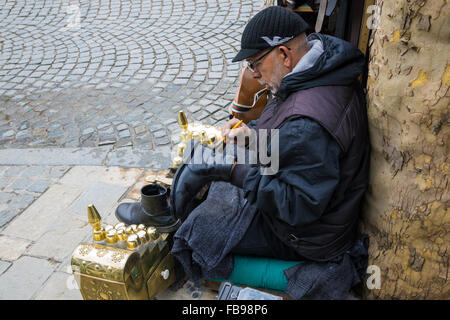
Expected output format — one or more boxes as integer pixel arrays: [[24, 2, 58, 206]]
[[0, 0, 261, 152], [0, 165, 70, 229], [0, 0, 264, 300]]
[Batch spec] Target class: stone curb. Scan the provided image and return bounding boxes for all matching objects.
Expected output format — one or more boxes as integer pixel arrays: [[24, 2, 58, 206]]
[[0, 146, 172, 169]]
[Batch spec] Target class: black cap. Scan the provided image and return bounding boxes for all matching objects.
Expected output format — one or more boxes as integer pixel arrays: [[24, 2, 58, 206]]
[[232, 6, 309, 62]]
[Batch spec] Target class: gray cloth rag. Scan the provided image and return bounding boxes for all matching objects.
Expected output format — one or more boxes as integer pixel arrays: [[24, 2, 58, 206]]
[[284, 235, 369, 300], [171, 181, 369, 299], [171, 181, 257, 281]]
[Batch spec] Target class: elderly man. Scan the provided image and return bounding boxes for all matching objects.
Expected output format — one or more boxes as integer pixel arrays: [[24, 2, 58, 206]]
[[171, 6, 370, 299]]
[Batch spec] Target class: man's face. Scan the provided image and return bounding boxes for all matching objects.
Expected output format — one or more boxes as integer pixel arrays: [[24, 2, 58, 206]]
[[245, 46, 287, 95]]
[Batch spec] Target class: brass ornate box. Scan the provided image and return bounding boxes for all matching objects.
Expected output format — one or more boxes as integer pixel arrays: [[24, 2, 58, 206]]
[[71, 205, 176, 300], [71, 243, 148, 300]]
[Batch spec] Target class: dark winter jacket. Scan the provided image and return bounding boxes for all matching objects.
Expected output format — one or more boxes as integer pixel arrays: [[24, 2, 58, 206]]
[[231, 33, 370, 261]]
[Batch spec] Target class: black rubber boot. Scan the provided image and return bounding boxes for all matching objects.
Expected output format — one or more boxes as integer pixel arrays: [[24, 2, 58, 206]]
[[115, 184, 180, 233]]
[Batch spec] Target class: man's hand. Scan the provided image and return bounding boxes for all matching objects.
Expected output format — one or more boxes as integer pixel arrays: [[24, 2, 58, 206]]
[[170, 140, 235, 221], [221, 118, 251, 146]]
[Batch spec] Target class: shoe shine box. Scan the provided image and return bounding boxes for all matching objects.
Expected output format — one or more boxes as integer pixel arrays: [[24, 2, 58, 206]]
[[71, 205, 175, 300]]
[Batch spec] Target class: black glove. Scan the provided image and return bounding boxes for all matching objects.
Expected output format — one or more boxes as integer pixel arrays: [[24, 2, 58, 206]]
[[170, 140, 235, 221]]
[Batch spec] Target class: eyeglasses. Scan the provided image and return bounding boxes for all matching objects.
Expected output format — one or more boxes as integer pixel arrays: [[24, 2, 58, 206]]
[[245, 46, 278, 73], [245, 45, 291, 73]]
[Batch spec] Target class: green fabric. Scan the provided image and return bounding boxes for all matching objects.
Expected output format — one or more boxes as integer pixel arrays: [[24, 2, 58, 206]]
[[211, 255, 303, 292]]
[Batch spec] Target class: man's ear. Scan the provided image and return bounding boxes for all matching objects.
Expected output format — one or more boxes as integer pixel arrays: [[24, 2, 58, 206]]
[[279, 46, 293, 69]]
